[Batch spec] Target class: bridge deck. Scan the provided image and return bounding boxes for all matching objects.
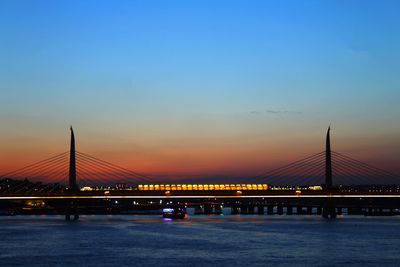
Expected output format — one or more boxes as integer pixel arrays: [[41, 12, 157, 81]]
[[1, 189, 400, 200]]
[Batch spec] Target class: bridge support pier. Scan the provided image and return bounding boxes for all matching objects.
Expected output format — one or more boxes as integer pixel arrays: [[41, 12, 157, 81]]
[[367, 207, 373, 216], [65, 214, 79, 221], [337, 207, 343, 215], [296, 206, 303, 215], [240, 205, 248, 214], [348, 207, 362, 215], [267, 205, 274, 215], [257, 205, 265, 215], [248, 205, 255, 214], [306, 207, 312, 215], [65, 200, 79, 221], [277, 205, 283, 215], [287, 206, 293, 215], [322, 199, 337, 219], [317, 207, 322, 215]]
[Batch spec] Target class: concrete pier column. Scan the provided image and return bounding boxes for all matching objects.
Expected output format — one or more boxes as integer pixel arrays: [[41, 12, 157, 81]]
[[348, 207, 361, 215], [267, 205, 274, 215], [257, 205, 265, 215], [240, 205, 248, 214], [306, 207, 312, 215], [65, 200, 79, 221], [317, 206, 322, 215], [287, 206, 293, 215], [367, 207, 373, 215], [296, 206, 303, 215], [322, 199, 337, 219], [337, 207, 343, 215], [247, 205, 255, 214], [277, 205, 283, 215]]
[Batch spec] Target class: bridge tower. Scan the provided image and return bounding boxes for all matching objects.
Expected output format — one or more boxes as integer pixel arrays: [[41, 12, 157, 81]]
[[325, 127, 333, 189], [322, 127, 336, 219], [69, 127, 78, 192], [66, 126, 79, 221]]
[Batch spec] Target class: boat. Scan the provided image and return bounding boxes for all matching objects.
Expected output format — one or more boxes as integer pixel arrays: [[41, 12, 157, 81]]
[[162, 207, 187, 219]]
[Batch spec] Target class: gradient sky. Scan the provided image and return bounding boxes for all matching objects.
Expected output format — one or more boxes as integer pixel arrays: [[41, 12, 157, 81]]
[[1, 0, 399, 178]]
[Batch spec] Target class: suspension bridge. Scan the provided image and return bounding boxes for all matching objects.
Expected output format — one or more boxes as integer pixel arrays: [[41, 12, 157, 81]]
[[1, 127, 400, 219]]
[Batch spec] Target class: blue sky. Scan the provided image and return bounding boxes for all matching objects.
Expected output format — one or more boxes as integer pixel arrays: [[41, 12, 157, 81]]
[[1, 0, 399, 175]]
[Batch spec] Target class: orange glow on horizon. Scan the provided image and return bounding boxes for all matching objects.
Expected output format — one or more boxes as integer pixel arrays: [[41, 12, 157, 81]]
[[1, 129, 399, 180]]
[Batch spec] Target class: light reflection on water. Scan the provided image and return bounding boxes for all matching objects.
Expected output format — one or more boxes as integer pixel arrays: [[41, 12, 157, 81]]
[[1, 215, 400, 266]]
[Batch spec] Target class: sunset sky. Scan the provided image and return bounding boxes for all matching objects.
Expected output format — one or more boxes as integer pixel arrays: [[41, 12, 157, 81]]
[[1, 0, 399, 179]]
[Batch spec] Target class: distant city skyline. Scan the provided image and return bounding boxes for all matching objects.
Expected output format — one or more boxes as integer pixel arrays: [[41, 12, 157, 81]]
[[1, 0, 399, 177]]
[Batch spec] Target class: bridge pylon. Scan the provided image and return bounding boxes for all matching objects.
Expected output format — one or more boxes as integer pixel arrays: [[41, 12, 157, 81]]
[[69, 127, 78, 192], [325, 127, 333, 190], [322, 127, 336, 219], [66, 126, 79, 221]]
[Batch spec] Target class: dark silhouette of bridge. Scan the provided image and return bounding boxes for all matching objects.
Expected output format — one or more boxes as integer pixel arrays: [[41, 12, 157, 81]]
[[1, 127, 398, 188], [1, 127, 399, 219]]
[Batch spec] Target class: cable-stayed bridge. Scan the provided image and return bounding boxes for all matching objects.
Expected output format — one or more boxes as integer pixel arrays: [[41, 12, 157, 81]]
[[1, 127, 400, 219]]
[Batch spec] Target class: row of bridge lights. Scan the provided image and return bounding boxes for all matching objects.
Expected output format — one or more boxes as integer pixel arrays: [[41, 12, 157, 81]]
[[270, 186, 323, 191], [137, 184, 269, 191], [79, 184, 326, 191]]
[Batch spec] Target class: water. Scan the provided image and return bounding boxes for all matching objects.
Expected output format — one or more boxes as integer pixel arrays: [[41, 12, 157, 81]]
[[1, 214, 400, 266]]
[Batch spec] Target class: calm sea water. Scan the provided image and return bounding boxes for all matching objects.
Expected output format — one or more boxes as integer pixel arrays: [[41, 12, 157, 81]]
[[1, 213, 400, 266]]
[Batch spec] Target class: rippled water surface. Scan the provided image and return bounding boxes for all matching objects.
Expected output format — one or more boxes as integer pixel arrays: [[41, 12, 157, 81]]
[[1, 214, 400, 266]]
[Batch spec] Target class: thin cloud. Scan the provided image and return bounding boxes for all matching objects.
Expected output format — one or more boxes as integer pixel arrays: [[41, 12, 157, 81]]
[[250, 110, 303, 115]]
